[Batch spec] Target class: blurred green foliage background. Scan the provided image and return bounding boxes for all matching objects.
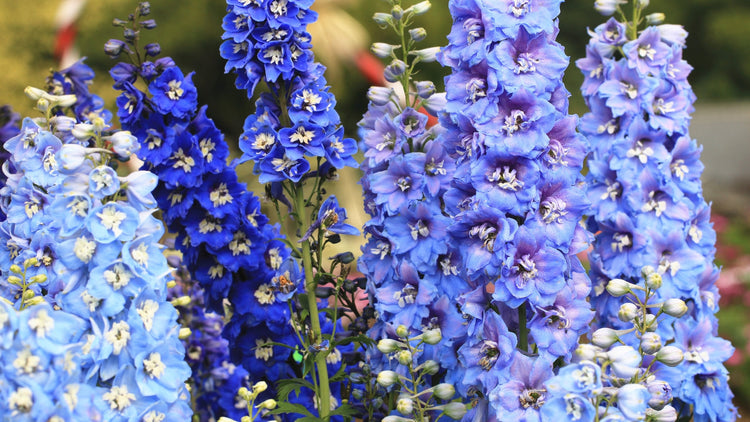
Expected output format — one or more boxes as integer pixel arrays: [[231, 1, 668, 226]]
[[2, 0, 750, 141]]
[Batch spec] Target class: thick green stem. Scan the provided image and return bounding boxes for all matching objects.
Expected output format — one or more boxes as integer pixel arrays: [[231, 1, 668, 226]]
[[295, 185, 332, 419]]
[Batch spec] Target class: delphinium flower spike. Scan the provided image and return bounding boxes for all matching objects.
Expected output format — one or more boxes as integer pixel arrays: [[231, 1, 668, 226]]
[[437, 0, 592, 418], [220, 0, 363, 418], [106, 3, 301, 415], [356, 5, 480, 421], [578, 1, 737, 420], [0, 73, 192, 420]]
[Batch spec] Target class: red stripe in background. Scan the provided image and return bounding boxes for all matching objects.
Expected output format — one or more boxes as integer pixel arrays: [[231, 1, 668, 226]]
[[54, 24, 77, 60]]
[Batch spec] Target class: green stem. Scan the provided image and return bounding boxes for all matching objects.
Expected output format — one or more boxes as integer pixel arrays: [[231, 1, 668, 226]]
[[295, 184, 331, 420], [518, 304, 528, 352]]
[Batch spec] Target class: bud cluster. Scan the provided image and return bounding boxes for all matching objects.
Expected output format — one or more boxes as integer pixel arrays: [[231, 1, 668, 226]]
[[374, 326, 467, 421]]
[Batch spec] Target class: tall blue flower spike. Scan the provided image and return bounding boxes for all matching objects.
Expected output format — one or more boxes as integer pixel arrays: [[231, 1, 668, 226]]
[[109, 27, 301, 416], [579, 2, 737, 420], [0, 63, 192, 420], [436, 0, 592, 418]]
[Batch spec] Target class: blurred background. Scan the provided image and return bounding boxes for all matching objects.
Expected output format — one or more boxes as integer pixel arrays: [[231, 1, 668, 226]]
[[2, 0, 750, 412]]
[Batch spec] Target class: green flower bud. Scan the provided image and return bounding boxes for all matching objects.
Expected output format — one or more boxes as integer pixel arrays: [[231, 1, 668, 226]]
[[618, 303, 639, 322], [420, 360, 440, 375], [396, 325, 409, 338], [373, 12, 393, 28], [377, 338, 401, 353], [606, 278, 632, 296], [408, 1, 431, 15], [397, 350, 412, 366], [640, 332, 662, 355], [7, 276, 22, 286], [409, 28, 427, 42], [29, 274, 47, 284], [397, 397, 413, 415], [443, 402, 468, 420], [371, 43, 398, 58], [661, 298, 688, 318], [252, 381, 268, 394], [645, 272, 663, 290], [433, 383, 456, 400], [422, 328, 442, 345], [391, 5, 403, 20], [256, 399, 277, 410], [377, 370, 399, 387], [592, 328, 620, 348], [646, 12, 665, 25], [9, 264, 22, 274], [178, 327, 192, 339], [655, 345, 684, 366]]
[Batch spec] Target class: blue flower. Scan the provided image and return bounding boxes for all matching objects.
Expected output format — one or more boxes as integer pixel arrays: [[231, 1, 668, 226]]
[[148, 67, 198, 120]]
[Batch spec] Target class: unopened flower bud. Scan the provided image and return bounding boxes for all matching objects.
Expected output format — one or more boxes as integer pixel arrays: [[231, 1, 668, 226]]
[[23, 257, 39, 268], [7, 276, 22, 286], [396, 324, 409, 338], [608, 346, 642, 379], [618, 303, 639, 322], [138, 2, 151, 15], [645, 272, 662, 289], [646, 12, 665, 25], [377, 338, 401, 353], [256, 399, 277, 410], [9, 264, 22, 274], [140, 19, 157, 30], [384, 60, 407, 83], [409, 1, 431, 15], [178, 327, 192, 339], [377, 370, 399, 387], [640, 332, 662, 355], [646, 405, 678, 422], [646, 380, 673, 410], [606, 278, 632, 296], [573, 344, 601, 362], [391, 5, 404, 20], [371, 43, 398, 58], [367, 86, 394, 106], [422, 328, 442, 345], [24, 86, 47, 101], [22, 289, 36, 301], [397, 350, 412, 366], [409, 28, 427, 42], [655, 346, 683, 366], [656, 24, 688, 46], [592, 328, 620, 348], [443, 402, 468, 420], [170, 296, 191, 307], [661, 298, 688, 318], [104, 39, 127, 57], [637, 0, 650, 8], [144, 42, 161, 57], [594, 0, 627, 16], [397, 397, 413, 415], [411, 47, 440, 63], [237, 387, 252, 401], [108, 130, 139, 159], [25, 296, 45, 306], [373, 12, 394, 28], [252, 381, 268, 393], [433, 383, 456, 400], [421, 360, 440, 375], [415, 81, 436, 98]]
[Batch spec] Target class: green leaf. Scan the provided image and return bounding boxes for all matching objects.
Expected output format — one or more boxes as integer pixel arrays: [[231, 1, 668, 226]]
[[330, 404, 361, 417], [275, 378, 315, 401], [267, 401, 315, 418], [334, 333, 376, 348]]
